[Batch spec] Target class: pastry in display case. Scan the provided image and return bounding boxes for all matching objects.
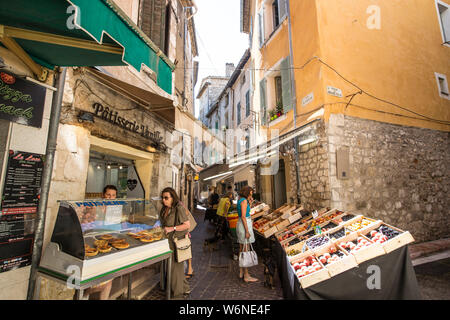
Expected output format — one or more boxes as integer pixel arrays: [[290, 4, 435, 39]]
[[39, 198, 171, 284]]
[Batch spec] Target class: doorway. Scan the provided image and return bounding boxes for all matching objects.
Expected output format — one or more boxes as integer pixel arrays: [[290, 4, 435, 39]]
[[272, 159, 287, 209]]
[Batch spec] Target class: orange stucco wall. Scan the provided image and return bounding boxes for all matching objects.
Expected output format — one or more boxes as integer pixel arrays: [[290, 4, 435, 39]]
[[313, 0, 449, 131]]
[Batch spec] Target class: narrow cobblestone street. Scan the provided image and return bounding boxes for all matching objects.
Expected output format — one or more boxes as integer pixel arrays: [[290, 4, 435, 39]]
[[144, 207, 284, 300]]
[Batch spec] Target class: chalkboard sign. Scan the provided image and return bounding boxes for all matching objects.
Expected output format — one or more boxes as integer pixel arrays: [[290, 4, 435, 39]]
[[0, 71, 46, 128], [1, 150, 44, 215], [0, 150, 43, 273]]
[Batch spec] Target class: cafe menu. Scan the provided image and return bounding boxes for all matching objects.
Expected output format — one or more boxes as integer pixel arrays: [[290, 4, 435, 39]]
[[0, 150, 43, 273]]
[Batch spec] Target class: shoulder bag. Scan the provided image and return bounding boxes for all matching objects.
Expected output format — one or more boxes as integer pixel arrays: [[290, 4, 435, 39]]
[[239, 239, 258, 268], [173, 205, 192, 263]]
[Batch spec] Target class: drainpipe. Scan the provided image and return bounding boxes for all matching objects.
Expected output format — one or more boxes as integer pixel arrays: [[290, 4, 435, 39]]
[[27, 67, 67, 300], [286, 0, 301, 204]]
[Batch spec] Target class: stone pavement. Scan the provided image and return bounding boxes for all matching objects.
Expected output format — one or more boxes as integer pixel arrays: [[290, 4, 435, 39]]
[[144, 207, 284, 300]]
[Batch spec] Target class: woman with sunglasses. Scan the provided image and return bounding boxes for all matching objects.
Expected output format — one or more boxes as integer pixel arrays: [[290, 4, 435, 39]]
[[160, 187, 191, 299]]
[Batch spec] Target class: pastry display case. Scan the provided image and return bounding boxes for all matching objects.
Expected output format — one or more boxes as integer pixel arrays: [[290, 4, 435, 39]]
[[39, 198, 171, 284]]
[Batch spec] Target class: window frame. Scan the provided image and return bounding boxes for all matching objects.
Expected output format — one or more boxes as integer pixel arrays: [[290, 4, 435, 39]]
[[435, 72, 450, 99], [435, 0, 450, 47]]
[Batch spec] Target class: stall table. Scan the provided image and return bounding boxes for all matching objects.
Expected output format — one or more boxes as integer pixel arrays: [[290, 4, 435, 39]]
[[274, 241, 421, 300]]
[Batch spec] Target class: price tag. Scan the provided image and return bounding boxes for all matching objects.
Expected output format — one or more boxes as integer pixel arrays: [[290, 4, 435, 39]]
[[312, 210, 319, 219]]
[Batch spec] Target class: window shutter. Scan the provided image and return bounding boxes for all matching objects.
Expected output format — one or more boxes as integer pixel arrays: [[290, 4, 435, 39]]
[[278, 0, 287, 22], [139, 0, 167, 50], [258, 7, 265, 47], [260, 78, 267, 125], [281, 57, 292, 113]]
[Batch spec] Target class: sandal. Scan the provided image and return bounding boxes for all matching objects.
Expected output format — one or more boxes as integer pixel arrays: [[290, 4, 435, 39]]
[[185, 273, 195, 279], [243, 276, 258, 283]]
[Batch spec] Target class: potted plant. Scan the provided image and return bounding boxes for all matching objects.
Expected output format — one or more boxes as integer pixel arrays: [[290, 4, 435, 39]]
[[276, 101, 284, 117], [269, 109, 277, 121]]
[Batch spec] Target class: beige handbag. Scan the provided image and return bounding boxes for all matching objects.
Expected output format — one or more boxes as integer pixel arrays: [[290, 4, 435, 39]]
[[180, 201, 197, 232], [174, 235, 192, 263]]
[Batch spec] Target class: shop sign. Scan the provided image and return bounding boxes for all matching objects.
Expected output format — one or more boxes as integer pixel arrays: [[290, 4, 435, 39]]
[[91, 102, 167, 150], [0, 72, 46, 128]]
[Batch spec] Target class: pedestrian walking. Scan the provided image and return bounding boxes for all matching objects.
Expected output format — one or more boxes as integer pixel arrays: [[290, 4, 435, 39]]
[[215, 191, 234, 240], [236, 186, 258, 283]]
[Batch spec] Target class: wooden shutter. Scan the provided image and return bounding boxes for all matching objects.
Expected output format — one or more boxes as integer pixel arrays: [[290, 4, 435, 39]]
[[260, 78, 267, 125], [278, 0, 287, 22], [258, 6, 265, 47], [280, 57, 292, 113], [139, 0, 167, 50]]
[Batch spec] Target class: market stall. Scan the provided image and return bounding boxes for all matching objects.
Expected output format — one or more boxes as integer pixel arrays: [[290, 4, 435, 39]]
[[269, 206, 420, 299], [35, 199, 172, 300]]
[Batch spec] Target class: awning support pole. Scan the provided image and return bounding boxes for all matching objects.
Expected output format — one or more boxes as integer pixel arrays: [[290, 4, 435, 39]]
[[0, 25, 48, 81], [26, 67, 67, 300]]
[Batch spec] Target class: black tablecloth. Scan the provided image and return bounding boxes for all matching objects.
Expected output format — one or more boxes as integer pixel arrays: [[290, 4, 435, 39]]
[[272, 240, 422, 300]]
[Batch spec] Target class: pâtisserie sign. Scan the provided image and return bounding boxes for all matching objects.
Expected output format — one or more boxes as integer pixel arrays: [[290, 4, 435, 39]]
[[92, 102, 167, 151], [0, 71, 46, 128]]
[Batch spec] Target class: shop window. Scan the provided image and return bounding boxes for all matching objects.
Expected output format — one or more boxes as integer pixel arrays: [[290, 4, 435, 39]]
[[86, 152, 144, 199]]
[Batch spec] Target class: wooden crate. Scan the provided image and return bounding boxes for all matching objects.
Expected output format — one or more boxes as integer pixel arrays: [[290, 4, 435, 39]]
[[290, 250, 331, 288], [305, 234, 331, 252], [282, 226, 316, 250], [342, 215, 378, 233], [378, 223, 415, 253], [325, 225, 354, 242], [313, 243, 358, 277], [334, 232, 386, 264], [251, 204, 270, 220]]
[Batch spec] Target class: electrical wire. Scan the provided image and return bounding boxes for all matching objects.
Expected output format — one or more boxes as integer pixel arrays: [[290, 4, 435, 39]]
[[189, 55, 450, 125]]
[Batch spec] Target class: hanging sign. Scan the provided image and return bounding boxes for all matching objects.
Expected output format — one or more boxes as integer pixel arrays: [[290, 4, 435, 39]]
[[0, 72, 46, 128]]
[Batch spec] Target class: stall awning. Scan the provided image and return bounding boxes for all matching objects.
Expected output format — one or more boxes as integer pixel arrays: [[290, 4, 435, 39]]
[[229, 119, 320, 168], [0, 0, 174, 94]]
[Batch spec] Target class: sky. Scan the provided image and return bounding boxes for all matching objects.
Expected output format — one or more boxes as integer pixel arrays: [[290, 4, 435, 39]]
[[192, 0, 249, 118]]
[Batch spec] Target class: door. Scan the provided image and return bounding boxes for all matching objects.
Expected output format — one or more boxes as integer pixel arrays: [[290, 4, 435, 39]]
[[272, 159, 287, 208]]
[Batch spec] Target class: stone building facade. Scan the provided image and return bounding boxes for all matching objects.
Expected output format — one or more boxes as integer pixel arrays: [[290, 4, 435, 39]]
[[296, 114, 450, 243]]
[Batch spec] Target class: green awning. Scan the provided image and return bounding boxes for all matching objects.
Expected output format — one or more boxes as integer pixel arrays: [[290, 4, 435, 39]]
[[0, 0, 174, 94]]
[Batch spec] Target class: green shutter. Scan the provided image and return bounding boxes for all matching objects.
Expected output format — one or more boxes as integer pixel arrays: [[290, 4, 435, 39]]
[[281, 57, 292, 113], [260, 78, 267, 125]]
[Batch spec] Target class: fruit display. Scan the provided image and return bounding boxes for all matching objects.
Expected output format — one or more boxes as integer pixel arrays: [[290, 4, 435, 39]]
[[286, 237, 302, 247], [340, 236, 373, 253], [346, 218, 374, 232], [328, 228, 349, 241], [378, 225, 401, 240], [278, 231, 296, 242], [317, 248, 345, 266], [341, 214, 356, 222], [321, 222, 338, 232], [253, 217, 271, 230], [306, 235, 330, 250], [366, 229, 389, 244], [287, 249, 301, 256], [291, 255, 324, 278]]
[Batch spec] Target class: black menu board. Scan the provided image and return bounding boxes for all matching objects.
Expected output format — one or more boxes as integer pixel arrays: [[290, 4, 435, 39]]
[[0, 150, 43, 273], [1, 150, 44, 215]]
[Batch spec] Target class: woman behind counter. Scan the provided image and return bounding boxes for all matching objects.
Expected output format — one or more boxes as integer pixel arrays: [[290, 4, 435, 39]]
[[160, 187, 191, 299]]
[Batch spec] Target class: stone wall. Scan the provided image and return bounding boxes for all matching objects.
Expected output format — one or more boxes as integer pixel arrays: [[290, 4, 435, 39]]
[[298, 120, 331, 211], [327, 114, 450, 243]]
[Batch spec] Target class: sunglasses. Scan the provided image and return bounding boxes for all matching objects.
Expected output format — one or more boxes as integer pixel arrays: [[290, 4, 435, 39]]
[[162, 196, 171, 200]]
